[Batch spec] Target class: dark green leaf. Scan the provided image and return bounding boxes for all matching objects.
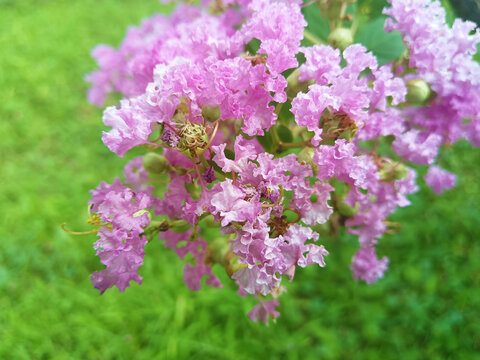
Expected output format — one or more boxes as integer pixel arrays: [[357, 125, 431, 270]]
[[448, 0, 480, 25], [277, 125, 293, 143], [224, 149, 235, 160]]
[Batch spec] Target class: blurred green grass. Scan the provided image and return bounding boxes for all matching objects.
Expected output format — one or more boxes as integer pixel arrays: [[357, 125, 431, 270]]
[[0, 0, 479, 359]]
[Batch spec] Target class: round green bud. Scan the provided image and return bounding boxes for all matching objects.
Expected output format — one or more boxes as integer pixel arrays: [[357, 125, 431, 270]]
[[336, 201, 358, 218], [204, 214, 221, 228], [380, 161, 408, 182], [208, 237, 230, 266], [143, 152, 170, 174], [297, 147, 318, 174], [328, 28, 354, 51], [406, 79, 431, 105], [201, 106, 221, 122], [297, 147, 315, 164]]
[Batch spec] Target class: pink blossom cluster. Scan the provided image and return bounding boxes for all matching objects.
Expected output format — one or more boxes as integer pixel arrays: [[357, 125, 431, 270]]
[[80, 0, 479, 323]]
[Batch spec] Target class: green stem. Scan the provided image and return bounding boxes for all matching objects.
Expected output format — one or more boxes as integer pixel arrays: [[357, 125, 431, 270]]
[[279, 140, 313, 149], [303, 30, 324, 45]]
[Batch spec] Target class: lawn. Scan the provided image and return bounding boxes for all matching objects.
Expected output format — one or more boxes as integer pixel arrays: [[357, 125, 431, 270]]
[[1, 0, 479, 359]]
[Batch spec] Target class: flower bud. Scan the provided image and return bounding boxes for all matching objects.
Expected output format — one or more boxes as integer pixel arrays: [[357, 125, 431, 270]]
[[224, 250, 246, 277], [328, 28, 354, 51], [406, 79, 431, 105], [336, 201, 358, 218], [169, 219, 192, 233], [379, 161, 408, 182], [207, 237, 230, 266], [204, 214, 220, 228], [201, 106, 221, 122], [143, 152, 170, 174], [298, 147, 318, 175]]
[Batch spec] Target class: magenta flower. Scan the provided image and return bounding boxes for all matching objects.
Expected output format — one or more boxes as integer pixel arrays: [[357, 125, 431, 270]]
[[425, 166, 457, 194], [351, 247, 389, 284]]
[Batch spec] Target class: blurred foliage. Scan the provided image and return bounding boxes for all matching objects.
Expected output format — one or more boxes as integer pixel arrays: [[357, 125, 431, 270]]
[[1, 0, 479, 359], [450, 0, 480, 25]]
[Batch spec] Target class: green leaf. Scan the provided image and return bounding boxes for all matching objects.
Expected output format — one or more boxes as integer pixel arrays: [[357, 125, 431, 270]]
[[276, 125, 293, 143], [302, 4, 330, 41], [475, 43, 480, 63], [441, 0, 458, 26], [256, 131, 274, 153], [224, 149, 235, 160], [245, 38, 260, 54], [354, 17, 406, 65]]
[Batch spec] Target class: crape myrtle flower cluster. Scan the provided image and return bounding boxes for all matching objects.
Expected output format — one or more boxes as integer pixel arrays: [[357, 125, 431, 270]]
[[75, 0, 479, 323]]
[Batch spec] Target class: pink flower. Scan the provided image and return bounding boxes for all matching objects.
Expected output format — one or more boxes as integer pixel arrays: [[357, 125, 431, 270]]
[[424, 166, 456, 194], [248, 299, 280, 324], [351, 247, 389, 284], [89, 179, 153, 294]]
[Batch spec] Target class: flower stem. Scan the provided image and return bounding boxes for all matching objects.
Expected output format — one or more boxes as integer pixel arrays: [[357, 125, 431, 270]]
[[303, 30, 324, 45]]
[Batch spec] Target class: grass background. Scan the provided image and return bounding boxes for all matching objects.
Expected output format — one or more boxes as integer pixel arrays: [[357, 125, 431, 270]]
[[1, 0, 479, 359]]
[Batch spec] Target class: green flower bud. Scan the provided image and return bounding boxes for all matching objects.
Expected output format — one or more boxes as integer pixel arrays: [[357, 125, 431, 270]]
[[406, 79, 431, 105], [201, 106, 221, 122], [328, 27, 354, 51], [297, 147, 315, 163], [207, 237, 230, 266], [336, 201, 358, 218], [204, 214, 221, 228], [169, 219, 192, 233], [143, 152, 170, 174], [297, 147, 318, 175], [224, 250, 247, 277], [379, 161, 408, 182]]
